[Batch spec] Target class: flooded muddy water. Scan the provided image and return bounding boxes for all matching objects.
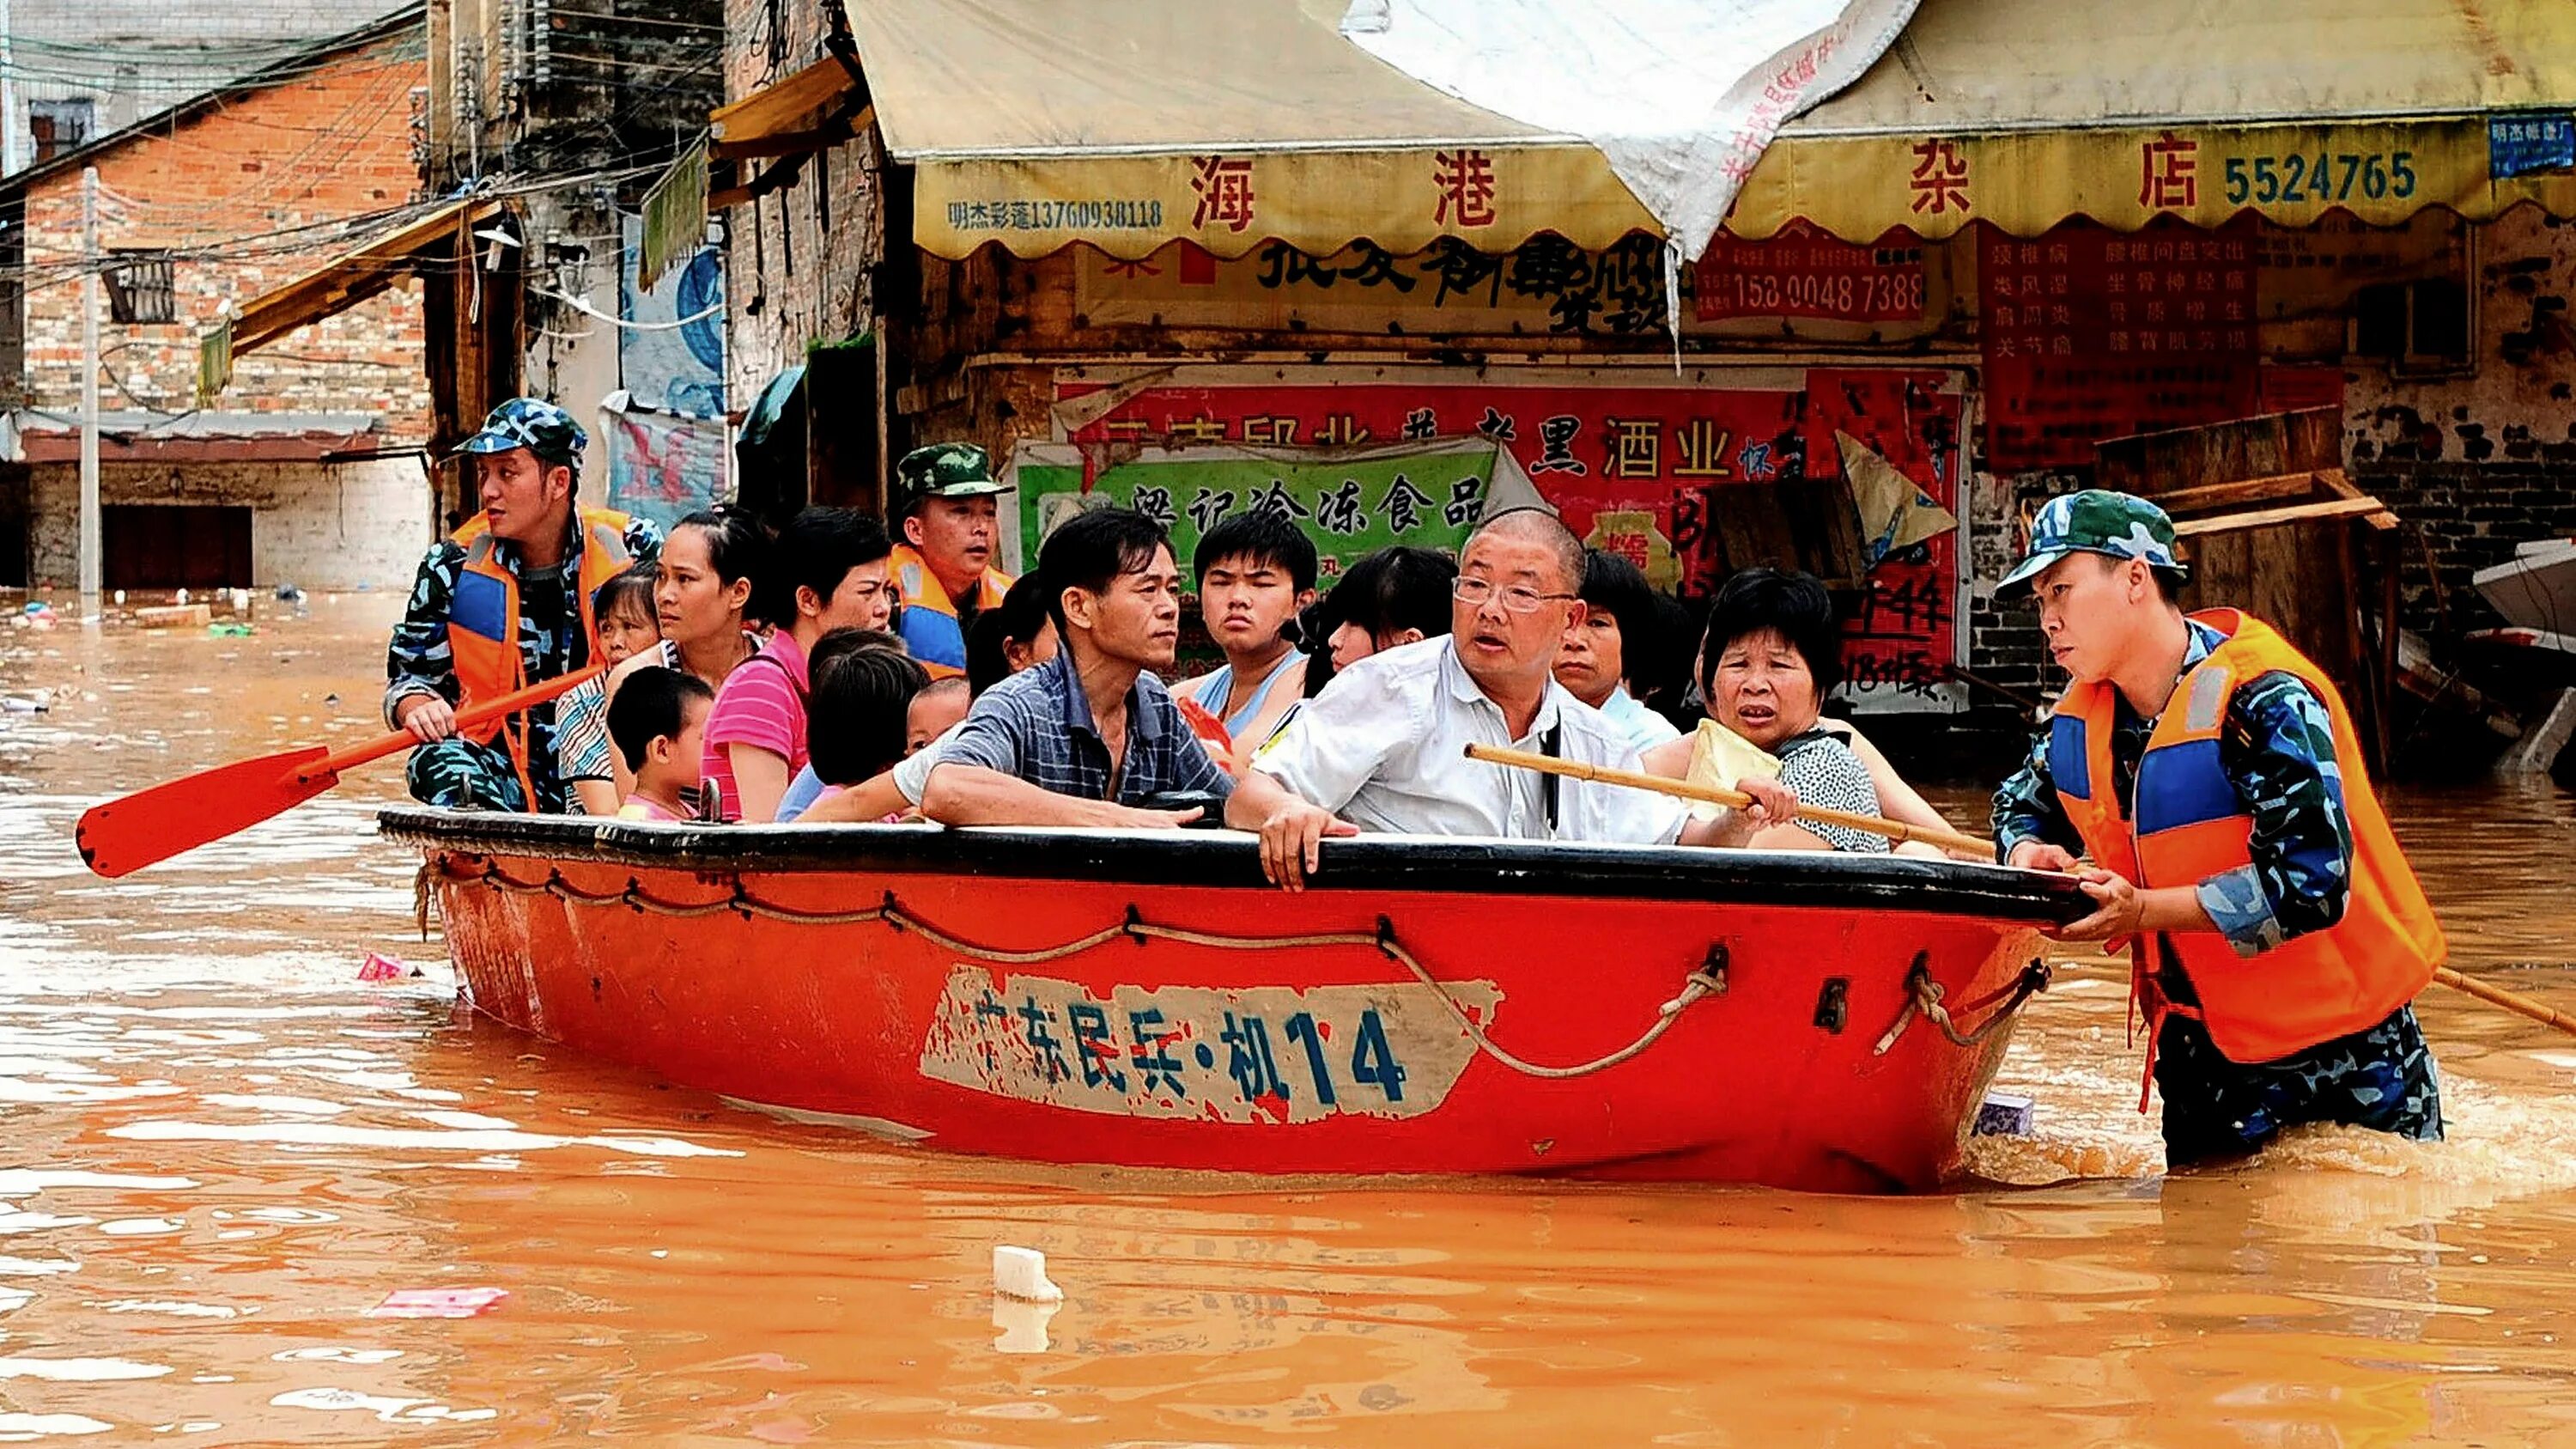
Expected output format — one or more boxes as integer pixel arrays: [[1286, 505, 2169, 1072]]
[[4, 597, 2576, 1445]]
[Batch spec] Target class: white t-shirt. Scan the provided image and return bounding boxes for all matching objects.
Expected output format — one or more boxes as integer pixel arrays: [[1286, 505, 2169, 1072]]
[[1253, 636, 1685, 844]]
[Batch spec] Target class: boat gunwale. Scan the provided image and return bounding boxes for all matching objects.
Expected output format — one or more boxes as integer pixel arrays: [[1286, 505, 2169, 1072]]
[[380, 807, 2090, 924]]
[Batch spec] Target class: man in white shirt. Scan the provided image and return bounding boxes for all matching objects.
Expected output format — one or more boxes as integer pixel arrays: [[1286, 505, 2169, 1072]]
[[1253, 509, 1688, 845]]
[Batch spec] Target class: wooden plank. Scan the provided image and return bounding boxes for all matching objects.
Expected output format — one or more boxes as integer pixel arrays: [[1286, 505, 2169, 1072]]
[[2152, 472, 2321, 515], [2171, 495, 2385, 538], [2311, 467, 2401, 531]]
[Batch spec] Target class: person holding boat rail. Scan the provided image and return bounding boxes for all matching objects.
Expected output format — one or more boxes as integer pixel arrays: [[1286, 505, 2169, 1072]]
[[1990, 490, 2446, 1166], [385, 398, 660, 813], [890, 442, 1016, 679], [1251, 509, 1689, 845], [914, 508, 1354, 889]]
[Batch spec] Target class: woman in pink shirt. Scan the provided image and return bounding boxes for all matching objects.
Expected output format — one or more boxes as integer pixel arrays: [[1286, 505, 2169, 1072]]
[[704, 507, 896, 821]]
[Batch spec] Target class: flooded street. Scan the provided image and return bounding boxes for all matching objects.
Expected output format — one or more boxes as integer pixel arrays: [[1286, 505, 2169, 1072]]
[[5, 600, 2576, 1446]]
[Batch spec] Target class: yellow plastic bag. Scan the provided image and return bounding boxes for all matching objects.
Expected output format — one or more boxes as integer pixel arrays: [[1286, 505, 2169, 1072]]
[[1682, 718, 1780, 822]]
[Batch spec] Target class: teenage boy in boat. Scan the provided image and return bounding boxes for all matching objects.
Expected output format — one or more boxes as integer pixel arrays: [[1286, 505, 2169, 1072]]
[[1252, 509, 1688, 846], [1990, 490, 2446, 1165], [1554, 550, 1681, 752], [703, 508, 895, 823], [386, 398, 660, 813], [890, 442, 1016, 679], [912, 507, 1352, 888], [1185, 509, 1318, 764]]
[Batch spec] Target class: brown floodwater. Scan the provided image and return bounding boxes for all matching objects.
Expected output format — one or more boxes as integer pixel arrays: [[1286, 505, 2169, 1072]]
[[4, 596, 2576, 1446]]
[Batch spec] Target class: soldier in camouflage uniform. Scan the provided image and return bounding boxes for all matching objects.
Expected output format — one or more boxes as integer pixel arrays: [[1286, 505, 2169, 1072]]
[[1990, 490, 2444, 1166]]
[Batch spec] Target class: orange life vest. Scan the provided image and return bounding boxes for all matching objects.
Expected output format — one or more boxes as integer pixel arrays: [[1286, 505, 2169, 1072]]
[[2048, 609, 2443, 1066], [891, 540, 1012, 679], [446, 506, 635, 808]]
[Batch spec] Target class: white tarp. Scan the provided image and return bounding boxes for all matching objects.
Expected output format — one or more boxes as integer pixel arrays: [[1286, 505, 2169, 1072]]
[[1340, 0, 1917, 265]]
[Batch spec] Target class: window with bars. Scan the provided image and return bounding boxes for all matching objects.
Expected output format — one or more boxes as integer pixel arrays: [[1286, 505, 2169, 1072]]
[[106, 252, 176, 326]]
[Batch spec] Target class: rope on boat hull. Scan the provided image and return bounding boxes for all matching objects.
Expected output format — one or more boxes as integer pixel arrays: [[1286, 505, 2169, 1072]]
[[418, 855, 2021, 1080]]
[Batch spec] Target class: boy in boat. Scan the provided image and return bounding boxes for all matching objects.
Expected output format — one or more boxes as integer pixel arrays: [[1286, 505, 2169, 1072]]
[[607, 667, 714, 822], [1184, 509, 1318, 764], [1990, 490, 2445, 1165], [1554, 550, 1681, 752], [890, 442, 1016, 679], [386, 398, 660, 813], [907, 677, 971, 755], [912, 507, 1352, 888]]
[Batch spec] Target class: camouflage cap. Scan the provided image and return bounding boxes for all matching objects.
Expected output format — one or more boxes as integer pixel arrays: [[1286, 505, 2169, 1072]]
[[1996, 489, 2190, 600], [895, 441, 1012, 511], [455, 397, 587, 466]]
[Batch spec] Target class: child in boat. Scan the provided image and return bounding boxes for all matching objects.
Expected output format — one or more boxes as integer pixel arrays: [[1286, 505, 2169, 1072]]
[[907, 677, 970, 756], [965, 573, 1060, 697], [1185, 510, 1318, 764], [1989, 490, 2443, 1165], [608, 667, 714, 822], [770, 628, 910, 822], [554, 563, 662, 815], [805, 646, 932, 816]]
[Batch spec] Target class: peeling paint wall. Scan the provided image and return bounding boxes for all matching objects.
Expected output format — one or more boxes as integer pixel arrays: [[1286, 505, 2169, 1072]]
[[24, 458, 429, 590], [2348, 206, 2576, 634]]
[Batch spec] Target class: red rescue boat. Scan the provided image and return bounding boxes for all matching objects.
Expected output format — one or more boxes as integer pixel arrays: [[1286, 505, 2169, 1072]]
[[385, 809, 2086, 1193]]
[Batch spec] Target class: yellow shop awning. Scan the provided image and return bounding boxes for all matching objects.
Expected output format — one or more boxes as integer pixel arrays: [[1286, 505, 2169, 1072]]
[[1731, 0, 2576, 240], [203, 198, 492, 399], [851, 0, 1652, 261], [843, 0, 2576, 263]]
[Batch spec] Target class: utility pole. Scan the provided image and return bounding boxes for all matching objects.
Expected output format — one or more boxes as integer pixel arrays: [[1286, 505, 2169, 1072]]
[[79, 166, 100, 618], [0, 0, 20, 175]]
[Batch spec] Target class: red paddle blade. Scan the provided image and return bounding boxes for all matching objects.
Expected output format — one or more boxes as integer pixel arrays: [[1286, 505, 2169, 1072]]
[[76, 745, 337, 879], [1176, 697, 1233, 755]]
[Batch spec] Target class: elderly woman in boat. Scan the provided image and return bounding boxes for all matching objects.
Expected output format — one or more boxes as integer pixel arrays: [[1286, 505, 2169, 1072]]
[[1642, 568, 1959, 856]]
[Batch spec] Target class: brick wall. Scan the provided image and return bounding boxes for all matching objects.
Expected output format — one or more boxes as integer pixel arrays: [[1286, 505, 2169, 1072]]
[[15, 29, 431, 437], [720, 0, 879, 410]]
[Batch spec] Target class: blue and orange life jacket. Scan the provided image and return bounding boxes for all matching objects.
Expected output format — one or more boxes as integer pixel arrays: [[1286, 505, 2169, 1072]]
[[447, 507, 635, 808], [2047, 609, 2443, 1066], [891, 540, 1012, 679]]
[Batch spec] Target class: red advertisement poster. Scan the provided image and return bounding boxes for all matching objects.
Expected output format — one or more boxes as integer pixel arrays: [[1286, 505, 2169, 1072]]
[[1060, 369, 1965, 709], [1979, 218, 2261, 469], [1696, 225, 1932, 323]]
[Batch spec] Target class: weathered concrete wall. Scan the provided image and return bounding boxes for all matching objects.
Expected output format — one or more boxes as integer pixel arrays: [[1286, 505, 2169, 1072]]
[[25, 458, 430, 590]]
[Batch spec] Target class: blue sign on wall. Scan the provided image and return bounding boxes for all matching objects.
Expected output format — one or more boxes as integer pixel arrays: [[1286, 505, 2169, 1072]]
[[2491, 113, 2576, 180]]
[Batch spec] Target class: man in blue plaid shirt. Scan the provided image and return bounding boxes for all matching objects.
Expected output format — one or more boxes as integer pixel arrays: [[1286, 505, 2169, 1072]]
[[917, 508, 1352, 889]]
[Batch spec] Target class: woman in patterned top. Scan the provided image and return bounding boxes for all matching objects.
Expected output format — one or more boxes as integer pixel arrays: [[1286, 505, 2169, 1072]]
[[1643, 568, 1892, 853]]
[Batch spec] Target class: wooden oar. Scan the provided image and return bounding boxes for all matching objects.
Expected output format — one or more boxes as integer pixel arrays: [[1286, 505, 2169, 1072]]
[[1464, 742, 1997, 859], [76, 667, 603, 879], [2432, 965, 2576, 1040]]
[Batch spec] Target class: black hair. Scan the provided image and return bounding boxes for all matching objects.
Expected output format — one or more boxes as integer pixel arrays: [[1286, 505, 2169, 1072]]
[[966, 572, 1056, 695], [1577, 551, 1659, 672], [807, 648, 928, 787], [1698, 567, 1844, 699], [592, 561, 659, 624], [668, 505, 771, 598], [1037, 508, 1170, 641], [758, 507, 892, 625], [606, 666, 714, 772], [811, 627, 906, 679], [1325, 546, 1456, 645], [1637, 592, 1708, 731], [1295, 596, 1339, 697], [1194, 508, 1320, 593]]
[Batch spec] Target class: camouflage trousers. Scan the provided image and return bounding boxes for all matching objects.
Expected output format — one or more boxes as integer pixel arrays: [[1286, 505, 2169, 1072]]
[[404, 738, 562, 813], [2153, 1003, 2443, 1166]]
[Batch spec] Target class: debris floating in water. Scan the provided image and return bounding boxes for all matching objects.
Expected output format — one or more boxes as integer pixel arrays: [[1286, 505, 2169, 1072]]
[[1974, 1093, 2036, 1137], [993, 1245, 1062, 1303], [357, 953, 409, 983], [366, 1288, 507, 1318]]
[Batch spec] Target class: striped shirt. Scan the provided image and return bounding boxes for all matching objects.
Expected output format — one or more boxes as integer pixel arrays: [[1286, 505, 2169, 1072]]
[[933, 654, 1233, 806], [703, 631, 810, 822]]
